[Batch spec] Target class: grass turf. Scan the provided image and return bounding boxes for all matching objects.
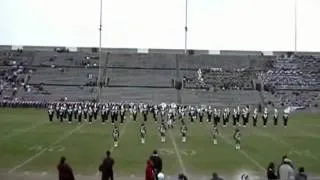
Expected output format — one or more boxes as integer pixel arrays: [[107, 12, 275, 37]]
[[0, 108, 319, 177]]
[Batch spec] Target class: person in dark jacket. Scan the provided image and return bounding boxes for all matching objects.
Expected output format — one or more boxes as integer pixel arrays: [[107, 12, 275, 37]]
[[211, 172, 223, 180], [178, 173, 188, 180], [150, 150, 163, 179], [57, 156, 75, 180], [295, 167, 307, 180], [99, 150, 115, 180], [267, 162, 278, 180], [145, 159, 155, 180]]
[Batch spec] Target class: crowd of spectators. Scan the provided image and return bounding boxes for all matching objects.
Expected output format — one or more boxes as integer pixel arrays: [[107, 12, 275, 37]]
[[183, 68, 254, 90]]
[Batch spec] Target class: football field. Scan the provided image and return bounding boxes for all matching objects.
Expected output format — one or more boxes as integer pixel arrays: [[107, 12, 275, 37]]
[[0, 108, 320, 180]]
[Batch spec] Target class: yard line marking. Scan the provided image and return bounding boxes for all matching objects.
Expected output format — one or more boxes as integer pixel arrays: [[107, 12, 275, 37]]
[[8, 124, 84, 174], [219, 133, 265, 171], [0, 121, 47, 143], [253, 128, 290, 147], [168, 129, 187, 175]]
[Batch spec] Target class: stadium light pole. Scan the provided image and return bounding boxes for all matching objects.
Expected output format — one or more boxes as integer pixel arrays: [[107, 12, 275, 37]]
[[97, 0, 103, 102], [184, 0, 188, 54], [294, 0, 297, 52]]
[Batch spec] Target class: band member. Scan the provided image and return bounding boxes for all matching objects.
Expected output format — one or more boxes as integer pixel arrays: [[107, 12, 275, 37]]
[[232, 108, 238, 127], [253, 108, 258, 127], [233, 128, 241, 150], [55, 103, 60, 120], [199, 108, 204, 123], [120, 105, 125, 124], [283, 108, 289, 127], [93, 103, 98, 120], [101, 105, 106, 124], [213, 108, 219, 126], [113, 125, 120, 147], [236, 106, 241, 124], [83, 104, 88, 119], [140, 123, 146, 144], [88, 107, 93, 123], [63, 104, 67, 119], [273, 108, 278, 126], [217, 109, 221, 123], [59, 105, 64, 123], [111, 105, 116, 124], [207, 106, 213, 123], [189, 107, 196, 123], [180, 122, 188, 143], [142, 106, 148, 122], [106, 103, 110, 121], [48, 105, 54, 122], [159, 123, 166, 143], [132, 105, 138, 121], [212, 126, 219, 144], [242, 107, 249, 127], [222, 108, 228, 127], [160, 109, 166, 122], [73, 104, 78, 119], [153, 105, 158, 121], [167, 109, 174, 129], [263, 107, 268, 127], [67, 106, 73, 123], [77, 106, 82, 123]]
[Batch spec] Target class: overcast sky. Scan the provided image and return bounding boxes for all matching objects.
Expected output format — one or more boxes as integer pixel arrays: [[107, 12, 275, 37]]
[[1, 0, 320, 51]]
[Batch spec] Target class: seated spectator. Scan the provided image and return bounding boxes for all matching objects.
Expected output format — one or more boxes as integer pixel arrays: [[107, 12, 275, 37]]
[[295, 167, 307, 180]]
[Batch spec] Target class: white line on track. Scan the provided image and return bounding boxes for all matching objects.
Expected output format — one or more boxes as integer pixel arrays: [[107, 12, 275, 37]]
[[0, 121, 47, 143], [8, 124, 84, 174], [219, 134, 265, 171], [168, 130, 187, 175]]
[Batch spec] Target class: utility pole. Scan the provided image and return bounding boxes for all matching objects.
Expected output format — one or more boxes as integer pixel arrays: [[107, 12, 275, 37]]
[[97, 0, 103, 102]]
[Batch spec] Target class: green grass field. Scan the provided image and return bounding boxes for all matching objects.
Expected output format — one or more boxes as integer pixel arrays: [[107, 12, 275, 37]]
[[0, 108, 319, 179]]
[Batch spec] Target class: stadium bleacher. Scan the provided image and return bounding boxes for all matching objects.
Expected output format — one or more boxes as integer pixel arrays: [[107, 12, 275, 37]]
[[0, 47, 319, 109]]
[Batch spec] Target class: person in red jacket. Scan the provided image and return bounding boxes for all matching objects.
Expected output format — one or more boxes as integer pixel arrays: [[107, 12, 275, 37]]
[[145, 159, 155, 180], [57, 156, 75, 180]]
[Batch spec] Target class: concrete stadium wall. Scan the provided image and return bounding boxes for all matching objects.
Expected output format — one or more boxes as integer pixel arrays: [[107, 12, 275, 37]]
[[149, 49, 184, 54], [221, 50, 262, 56], [0, 45, 12, 51], [1, 45, 320, 57], [77, 47, 94, 53], [102, 48, 137, 54], [23, 46, 63, 51]]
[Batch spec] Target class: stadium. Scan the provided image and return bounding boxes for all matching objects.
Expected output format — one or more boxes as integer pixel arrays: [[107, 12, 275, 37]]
[[0, 45, 319, 180], [1, 0, 320, 180]]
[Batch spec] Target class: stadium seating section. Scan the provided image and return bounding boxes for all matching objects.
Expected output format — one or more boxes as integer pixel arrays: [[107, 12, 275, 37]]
[[0, 49, 319, 108]]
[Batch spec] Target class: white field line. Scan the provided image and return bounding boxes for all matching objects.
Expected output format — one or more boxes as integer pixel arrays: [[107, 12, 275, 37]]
[[168, 129, 187, 176], [0, 121, 47, 143], [219, 133, 265, 171], [8, 124, 84, 174]]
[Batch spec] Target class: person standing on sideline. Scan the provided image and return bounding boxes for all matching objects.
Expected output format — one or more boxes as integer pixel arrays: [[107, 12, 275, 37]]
[[57, 156, 75, 180], [267, 162, 278, 180], [99, 150, 115, 180], [279, 158, 295, 180], [150, 150, 163, 179], [295, 167, 307, 180], [145, 159, 154, 180]]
